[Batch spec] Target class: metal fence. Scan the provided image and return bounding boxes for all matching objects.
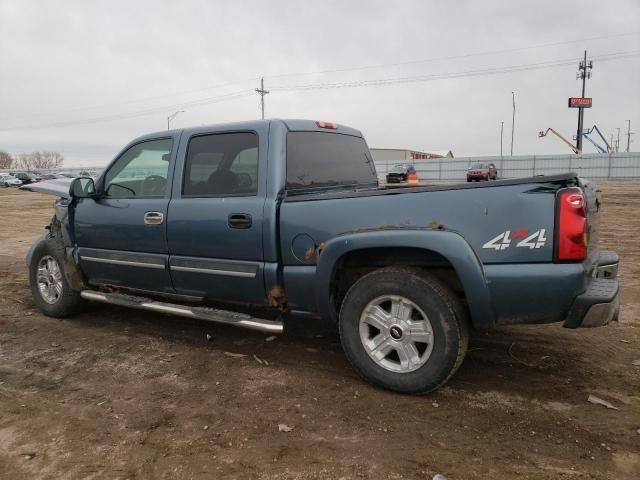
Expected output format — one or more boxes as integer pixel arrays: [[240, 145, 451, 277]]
[[375, 152, 640, 183]]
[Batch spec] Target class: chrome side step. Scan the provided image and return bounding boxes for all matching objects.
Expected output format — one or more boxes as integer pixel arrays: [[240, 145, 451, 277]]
[[80, 290, 283, 334]]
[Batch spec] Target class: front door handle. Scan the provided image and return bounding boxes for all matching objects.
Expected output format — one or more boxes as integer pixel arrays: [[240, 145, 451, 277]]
[[228, 213, 252, 229], [144, 211, 164, 225]]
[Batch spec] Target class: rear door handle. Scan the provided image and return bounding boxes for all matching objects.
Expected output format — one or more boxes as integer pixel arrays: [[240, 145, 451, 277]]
[[144, 211, 164, 225], [228, 213, 252, 229]]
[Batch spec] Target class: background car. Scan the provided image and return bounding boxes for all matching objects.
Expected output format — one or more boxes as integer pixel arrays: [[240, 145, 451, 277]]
[[0, 173, 23, 187], [9, 171, 37, 184], [41, 173, 66, 180], [466, 162, 497, 182], [39, 173, 59, 180], [386, 164, 417, 183]]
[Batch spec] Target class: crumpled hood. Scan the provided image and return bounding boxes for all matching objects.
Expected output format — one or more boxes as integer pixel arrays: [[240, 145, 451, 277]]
[[19, 178, 73, 199]]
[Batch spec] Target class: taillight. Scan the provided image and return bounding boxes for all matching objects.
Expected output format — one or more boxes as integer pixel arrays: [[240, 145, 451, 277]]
[[556, 188, 587, 261], [315, 121, 337, 129]]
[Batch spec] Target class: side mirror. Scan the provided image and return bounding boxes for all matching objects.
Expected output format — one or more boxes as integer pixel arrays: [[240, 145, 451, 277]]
[[69, 177, 96, 198]]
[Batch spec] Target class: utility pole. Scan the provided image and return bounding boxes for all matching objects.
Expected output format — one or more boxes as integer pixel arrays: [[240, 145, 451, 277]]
[[255, 77, 270, 120], [500, 121, 504, 158], [626, 120, 634, 152], [510, 92, 515, 156], [575, 50, 592, 153], [616, 127, 621, 152]]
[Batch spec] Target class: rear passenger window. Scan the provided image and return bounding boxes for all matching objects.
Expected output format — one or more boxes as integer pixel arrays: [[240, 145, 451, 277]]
[[183, 132, 258, 196]]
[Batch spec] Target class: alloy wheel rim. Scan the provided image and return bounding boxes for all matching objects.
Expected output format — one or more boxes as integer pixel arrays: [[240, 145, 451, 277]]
[[359, 295, 434, 373], [36, 255, 63, 304]]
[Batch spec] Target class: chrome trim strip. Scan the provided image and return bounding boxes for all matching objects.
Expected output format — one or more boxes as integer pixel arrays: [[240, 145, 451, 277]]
[[81, 256, 165, 269], [79, 290, 283, 334], [170, 265, 256, 278]]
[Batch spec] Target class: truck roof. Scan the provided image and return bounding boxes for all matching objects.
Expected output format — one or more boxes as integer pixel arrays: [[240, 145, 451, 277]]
[[134, 119, 363, 144]]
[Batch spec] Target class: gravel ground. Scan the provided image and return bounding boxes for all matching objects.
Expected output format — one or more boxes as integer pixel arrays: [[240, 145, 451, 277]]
[[0, 182, 638, 479]]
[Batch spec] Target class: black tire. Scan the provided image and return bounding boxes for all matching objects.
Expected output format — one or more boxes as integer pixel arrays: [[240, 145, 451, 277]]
[[339, 267, 469, 394], [29, 236, 82, 318]]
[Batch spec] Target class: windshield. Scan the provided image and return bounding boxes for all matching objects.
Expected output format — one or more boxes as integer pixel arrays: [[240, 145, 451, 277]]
[[390, 165, 406, 173], [286, 132, 377, 190], [471, 163, 486, 169]]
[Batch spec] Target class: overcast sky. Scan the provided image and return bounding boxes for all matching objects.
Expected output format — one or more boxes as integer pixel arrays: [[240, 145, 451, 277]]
[[0, 0, 638, 167]]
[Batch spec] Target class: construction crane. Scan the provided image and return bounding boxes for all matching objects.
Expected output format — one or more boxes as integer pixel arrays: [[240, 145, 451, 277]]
[[575, 125, 614, 154], [538, 128, 581, 154]]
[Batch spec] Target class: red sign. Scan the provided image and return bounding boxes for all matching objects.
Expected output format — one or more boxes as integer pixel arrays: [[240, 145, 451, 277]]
[[568, 97, 592, 108]]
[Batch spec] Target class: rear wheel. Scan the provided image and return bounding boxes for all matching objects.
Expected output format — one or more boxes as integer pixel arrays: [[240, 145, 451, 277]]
[[339, 268, 469, 394], [29, 237, 82, 317]]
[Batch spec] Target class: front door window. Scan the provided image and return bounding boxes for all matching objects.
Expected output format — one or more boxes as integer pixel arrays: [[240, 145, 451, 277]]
[[104, 138, 173, 197]]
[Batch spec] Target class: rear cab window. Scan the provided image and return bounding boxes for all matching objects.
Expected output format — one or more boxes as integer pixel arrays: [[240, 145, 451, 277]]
[[286, 132, 377, 192]]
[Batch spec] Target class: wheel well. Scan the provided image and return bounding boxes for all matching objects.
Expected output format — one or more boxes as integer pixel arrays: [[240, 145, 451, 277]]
[[330, 247, 466, 321]]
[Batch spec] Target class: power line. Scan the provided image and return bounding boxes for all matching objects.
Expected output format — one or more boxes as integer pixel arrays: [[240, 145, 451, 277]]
[[1, 89, 254, 131], [9, 31, 639, 122], [270, 51, 640, 92], [265, 30, 640, 80], [9, 78, 259, 121], [2, 50, 637, 132]]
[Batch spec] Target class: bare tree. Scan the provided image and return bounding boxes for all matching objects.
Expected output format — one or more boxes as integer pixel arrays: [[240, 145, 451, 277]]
[[0, 150, 12, 169], [14, 153, 32, 170], [35, 151, 64, 169], [14, 151, 64, 170]]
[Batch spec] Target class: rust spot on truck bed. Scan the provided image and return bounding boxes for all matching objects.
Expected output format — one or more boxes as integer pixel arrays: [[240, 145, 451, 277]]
[[304, 242, 326, 261], [352, 224, 403, 233], [426, 220, 445, 230], [350, 221, 446, 234], [304, 247, 316, 261]]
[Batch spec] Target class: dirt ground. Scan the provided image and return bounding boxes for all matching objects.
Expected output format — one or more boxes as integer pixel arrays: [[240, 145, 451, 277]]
[[0, 183, 638, 480]]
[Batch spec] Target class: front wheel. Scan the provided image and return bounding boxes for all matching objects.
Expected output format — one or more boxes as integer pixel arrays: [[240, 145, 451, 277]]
[[339, 268, 469, 394], [29, 237, 82, 317]]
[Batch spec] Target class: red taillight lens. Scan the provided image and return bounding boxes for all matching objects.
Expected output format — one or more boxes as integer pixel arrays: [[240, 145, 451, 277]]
[[556, 188, 587, 261]]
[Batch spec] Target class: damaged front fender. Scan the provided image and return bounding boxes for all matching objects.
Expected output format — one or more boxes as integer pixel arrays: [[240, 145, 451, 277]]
[[24, 192, 86, 291]]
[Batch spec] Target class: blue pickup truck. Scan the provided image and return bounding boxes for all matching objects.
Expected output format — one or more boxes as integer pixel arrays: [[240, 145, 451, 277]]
[[23, 119, 619, 393]]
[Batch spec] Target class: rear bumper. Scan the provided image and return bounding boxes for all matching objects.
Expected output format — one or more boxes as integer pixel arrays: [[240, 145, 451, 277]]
[[563, 250, 620, 329]]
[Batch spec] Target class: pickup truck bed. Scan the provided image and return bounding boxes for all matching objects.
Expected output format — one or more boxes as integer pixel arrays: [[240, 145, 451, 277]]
[[22, 119, 619, 393], [279, 173, 611, 328]]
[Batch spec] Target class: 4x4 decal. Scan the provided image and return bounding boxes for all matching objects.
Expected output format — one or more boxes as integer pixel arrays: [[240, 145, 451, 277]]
[[482, 229, 547, 250]]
